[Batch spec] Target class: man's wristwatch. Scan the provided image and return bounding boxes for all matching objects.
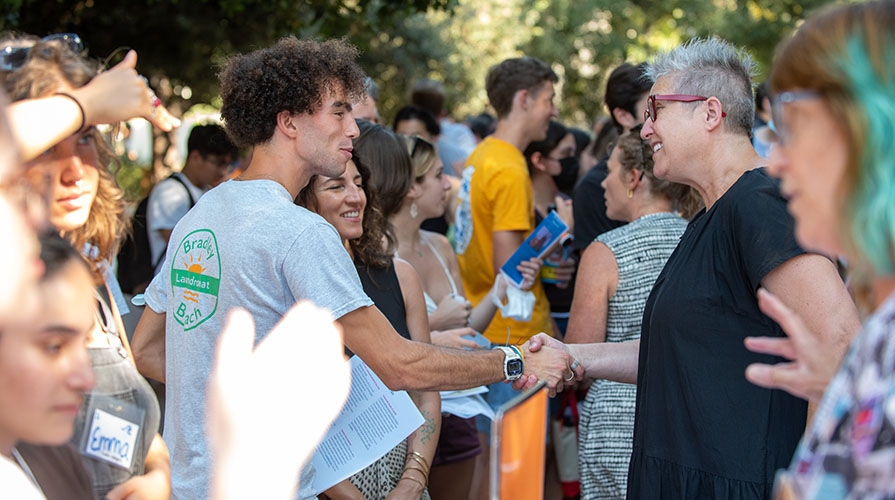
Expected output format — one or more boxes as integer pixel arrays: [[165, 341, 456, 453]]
[[493, 345, 524, 381]]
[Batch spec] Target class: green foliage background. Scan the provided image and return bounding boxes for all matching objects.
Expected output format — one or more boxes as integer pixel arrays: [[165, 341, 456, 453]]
[[1, 0, 839, 187]]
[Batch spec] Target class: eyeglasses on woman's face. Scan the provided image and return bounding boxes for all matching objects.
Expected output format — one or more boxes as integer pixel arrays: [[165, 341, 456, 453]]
[[643, 94, 726, 123], [771, 90, 822, 146]]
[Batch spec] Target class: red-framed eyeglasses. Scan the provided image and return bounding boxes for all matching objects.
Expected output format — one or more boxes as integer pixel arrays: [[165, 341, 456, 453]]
[[644, 94, 726, 122]]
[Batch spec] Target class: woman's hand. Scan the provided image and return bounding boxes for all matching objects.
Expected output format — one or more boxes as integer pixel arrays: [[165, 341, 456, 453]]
[[553, 194, 574, 233], [104, 468, 170, 500], [552, 254, 577, 289], [71, 50, 180, 131], [428, 294, 470, 331], [430, 327, 480, 349], [516, 257, 542, 291], [385, 477, 425, 500], [744, 288, 842, 403]]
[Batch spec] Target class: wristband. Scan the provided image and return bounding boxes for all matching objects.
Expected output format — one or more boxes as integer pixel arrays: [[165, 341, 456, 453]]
[[54, 92, 86, 133], [509, 344, 524, 363]]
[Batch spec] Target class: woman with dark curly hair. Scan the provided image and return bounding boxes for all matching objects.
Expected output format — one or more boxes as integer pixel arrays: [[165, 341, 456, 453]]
[[297, 145, 440, 500], [0, 34, 171, 500]]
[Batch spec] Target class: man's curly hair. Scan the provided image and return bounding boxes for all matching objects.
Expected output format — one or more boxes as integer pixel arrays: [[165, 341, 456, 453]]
[[219, 36, 367, 147]]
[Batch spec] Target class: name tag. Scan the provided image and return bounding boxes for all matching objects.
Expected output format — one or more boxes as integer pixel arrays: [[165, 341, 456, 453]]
[[80, 395, 144, 470]]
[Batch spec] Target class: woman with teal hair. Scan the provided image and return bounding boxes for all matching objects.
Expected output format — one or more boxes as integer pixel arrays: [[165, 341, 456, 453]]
[[743, 0, 895, 496]]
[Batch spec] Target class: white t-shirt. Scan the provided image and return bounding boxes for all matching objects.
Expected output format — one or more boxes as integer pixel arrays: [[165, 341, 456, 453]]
[[146, 173, 206, 270], [0, 454, 46, 500], [145, 178, 372, 500]]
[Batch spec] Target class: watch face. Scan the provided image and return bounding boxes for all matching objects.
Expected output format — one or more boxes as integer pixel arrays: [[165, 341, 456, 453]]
[[507, 358, 523, 376]]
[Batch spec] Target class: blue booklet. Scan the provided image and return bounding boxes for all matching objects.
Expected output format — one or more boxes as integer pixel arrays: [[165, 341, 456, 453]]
[[499, 211, 569, 288]]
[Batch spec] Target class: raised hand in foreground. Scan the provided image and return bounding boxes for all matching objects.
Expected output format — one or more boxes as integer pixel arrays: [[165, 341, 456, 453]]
[[744, 288, 849, 403], [208, 302, 351, 500]]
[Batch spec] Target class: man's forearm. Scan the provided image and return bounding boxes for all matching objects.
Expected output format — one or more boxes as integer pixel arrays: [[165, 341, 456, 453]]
[[341, 306, 577, 393]]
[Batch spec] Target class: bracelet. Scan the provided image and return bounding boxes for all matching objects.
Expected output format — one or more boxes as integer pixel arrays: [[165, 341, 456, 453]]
[[399, 474, 427, 490], [54, 92, 86, 133], [406, 455, 429, 475], [407, 451, 431, 471], [403, 463, 429, 483]]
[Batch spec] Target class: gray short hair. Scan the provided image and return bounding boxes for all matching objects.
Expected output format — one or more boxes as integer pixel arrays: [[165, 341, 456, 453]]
[[646, 37, 756, 137]]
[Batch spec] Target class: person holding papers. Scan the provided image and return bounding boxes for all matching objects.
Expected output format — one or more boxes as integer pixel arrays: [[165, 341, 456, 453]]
[[132, 39, 582, 500], [563, 127, 698, 499], [452, 54, 561, 500], [523, 120, 578, 332], [298, 128, 440, 500]]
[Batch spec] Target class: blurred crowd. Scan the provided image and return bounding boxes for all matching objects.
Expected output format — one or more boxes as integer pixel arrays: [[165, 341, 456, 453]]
[[0, 2, 893, 499]]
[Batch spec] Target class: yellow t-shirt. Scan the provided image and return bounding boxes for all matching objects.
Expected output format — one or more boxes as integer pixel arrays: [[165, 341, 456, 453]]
[[454, 137, 552, 345]]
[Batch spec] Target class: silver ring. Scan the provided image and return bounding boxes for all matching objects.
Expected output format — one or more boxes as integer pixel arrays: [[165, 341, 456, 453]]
[[570, 359, 580, 371], [564, 370, 574, 382]]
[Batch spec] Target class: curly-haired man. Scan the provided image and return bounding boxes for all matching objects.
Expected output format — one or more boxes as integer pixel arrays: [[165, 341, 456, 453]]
[[132, 37, 579, 500]]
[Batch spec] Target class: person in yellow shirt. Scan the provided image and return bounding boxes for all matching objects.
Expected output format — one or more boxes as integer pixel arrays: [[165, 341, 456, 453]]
[[453, 55, 560, 500], [455, 56, 559, 346]]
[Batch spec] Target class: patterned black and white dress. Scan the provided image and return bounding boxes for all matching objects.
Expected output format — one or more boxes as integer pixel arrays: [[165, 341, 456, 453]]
[[578, 212, 686, 500]]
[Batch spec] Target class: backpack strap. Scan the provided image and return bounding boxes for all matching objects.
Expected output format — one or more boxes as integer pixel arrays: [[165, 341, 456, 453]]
[[168, 173, 197, 208], [151, 174, 198, 270]]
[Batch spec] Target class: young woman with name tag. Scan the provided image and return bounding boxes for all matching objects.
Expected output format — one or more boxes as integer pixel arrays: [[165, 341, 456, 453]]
[[0, 33, 171, 500]]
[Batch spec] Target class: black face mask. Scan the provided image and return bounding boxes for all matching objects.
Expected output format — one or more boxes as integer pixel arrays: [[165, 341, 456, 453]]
[[553, 157, 580, 196]]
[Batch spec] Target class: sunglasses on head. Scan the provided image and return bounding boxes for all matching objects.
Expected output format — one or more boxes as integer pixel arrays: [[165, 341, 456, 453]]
[[0, 33, 83, 72]]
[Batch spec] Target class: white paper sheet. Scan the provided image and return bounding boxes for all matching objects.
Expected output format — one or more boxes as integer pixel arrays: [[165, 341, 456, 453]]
[[441, 393, 495, 420], [310, 356, 425, 496]]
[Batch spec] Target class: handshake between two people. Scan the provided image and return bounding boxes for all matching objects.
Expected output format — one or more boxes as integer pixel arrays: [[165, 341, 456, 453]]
[[512, 333, 584, 397]]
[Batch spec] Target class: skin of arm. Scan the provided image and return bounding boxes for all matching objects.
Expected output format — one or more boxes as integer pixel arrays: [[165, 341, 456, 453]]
[[7, 95, 83, 161], [492, 230, 526, 278], [525, 334, 641, 385], [563, 242, 617, 345], [132, 306, 167, 383], [105, 434, 171, 500], [427, 233, 539, 336], [431, 233, 496, 334], [7, 50, 179, 162], [744, 253, 862, 402], [338, 304, 580, 393], [389, 259, 440, 499]]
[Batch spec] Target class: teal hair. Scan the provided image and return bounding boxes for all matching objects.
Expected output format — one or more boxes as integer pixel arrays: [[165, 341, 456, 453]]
[[840, 34, 895, 275]]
